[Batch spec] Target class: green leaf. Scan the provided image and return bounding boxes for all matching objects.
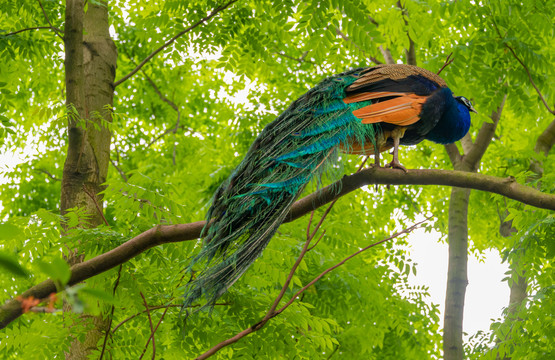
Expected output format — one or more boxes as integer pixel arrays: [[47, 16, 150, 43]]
[[0, 251, 29, 277], [36, 257, 71, 286], [0, 223, 24, 240], [79, 286, 116, 305]]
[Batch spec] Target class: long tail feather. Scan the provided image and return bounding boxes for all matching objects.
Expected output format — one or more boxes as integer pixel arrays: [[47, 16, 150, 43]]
[[183, 69, 379, 309]]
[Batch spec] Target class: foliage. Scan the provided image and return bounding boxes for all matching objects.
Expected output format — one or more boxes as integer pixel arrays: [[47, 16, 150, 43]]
[[0, 0, 553, 358]]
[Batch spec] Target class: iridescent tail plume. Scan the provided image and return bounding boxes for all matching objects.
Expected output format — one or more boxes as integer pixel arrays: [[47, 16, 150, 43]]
[[183, 69, 378, 309]]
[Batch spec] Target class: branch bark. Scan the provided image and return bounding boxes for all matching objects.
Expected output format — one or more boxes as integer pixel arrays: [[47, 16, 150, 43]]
[[1, 167, 554, 330], [195, 219, 427, 359]]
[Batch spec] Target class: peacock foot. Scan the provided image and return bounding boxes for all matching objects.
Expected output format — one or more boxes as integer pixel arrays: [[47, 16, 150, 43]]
[[384, 159, 408, 173]]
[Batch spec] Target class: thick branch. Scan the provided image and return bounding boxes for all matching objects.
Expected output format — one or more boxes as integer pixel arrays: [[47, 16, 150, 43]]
[[1, 167, 554, 329], [444, 143, 461, 165], [379, 46, 395, 64], [464, 94, 507, 168], [534, 118, 555, 155], [113, 0, 237, 87]]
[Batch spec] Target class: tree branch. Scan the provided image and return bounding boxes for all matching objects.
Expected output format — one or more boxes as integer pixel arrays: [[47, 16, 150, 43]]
[[379, 46, 395, 65], [2, 26, 62, 37], [444, 143, 461, 165], [37, 0, 64, 40], [110, 158, 128, 182], [195, 219, 427, 359], [437, 53, 454, 75], [35, 168, 61, 181], [463, 94, 507, 169], [1, 167, 554, 329], [397, 0, 416, 66], [139, 68, 182, 164], [113, 0, 238, 87], [490, 18, 554, 115], [273, 50, 318, 65], [138, 292, 156, 360], [534, 118, 555, 155]]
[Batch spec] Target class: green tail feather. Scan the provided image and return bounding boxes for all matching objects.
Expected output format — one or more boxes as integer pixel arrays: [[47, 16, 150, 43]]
[[183, 68, 379, 309]]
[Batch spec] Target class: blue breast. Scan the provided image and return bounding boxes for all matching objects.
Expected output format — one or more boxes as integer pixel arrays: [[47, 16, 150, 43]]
[[425, 96, 471, 144]]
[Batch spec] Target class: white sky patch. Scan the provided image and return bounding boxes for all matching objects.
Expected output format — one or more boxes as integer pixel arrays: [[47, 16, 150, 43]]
[[407, 227, 510, 339]]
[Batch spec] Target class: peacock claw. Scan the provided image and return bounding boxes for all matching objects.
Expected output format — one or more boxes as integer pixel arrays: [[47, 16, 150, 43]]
[[385, 160, 408, 173]]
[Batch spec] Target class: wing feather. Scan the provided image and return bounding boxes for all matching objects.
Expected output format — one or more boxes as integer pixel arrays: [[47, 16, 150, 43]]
[[350, 95, 426, 126]]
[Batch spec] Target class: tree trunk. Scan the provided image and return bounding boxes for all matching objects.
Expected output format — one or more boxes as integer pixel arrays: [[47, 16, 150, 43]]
[[443, 186, 470, 359], [62, 0, 117, 358], [443, 96, 506, 359]]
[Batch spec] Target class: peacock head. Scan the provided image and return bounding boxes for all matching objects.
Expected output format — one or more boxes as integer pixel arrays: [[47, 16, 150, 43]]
[[455, 96, 477, 114]]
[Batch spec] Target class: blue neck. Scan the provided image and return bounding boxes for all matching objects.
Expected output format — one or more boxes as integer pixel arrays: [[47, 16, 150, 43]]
[[425, 99, 471, 144]]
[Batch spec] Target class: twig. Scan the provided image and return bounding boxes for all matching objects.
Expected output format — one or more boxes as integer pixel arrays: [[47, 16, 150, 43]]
[[110, 158, 128, 182], [147, 126, 176, 148], [82, 185, 110, 226], [195, 218, 429, 359], [99, 265, 123, 360], [138, 292, 156, 360], [172, 105, 181, 165], [37, 0, 64, 40], [141, 69, 179, 112], [307, 230, 326, 252], [111, 303, 229, 333], [138, 68, 184, 155], [490, 16, 554, 115], [114, 0, 238, 87], [273, 51, 318, 65], [2, 26, 59, 37], [437, 52, 454, 75], [504, 44, 554, 115], [35, 168, 61, 181]]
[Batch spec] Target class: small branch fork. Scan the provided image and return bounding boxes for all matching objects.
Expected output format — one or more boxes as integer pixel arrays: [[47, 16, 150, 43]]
[[437, 53, 454, 75], [3, 1, 63, 39], [195, 217, 429, 359], [138, 292, 156, 360], [114, 0, 238, 87], [195, 157, 418, 360], [37, 0, 64, 40]]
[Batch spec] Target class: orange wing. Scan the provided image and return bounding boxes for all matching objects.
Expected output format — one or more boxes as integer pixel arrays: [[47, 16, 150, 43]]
[[343, 92, 427, 127]]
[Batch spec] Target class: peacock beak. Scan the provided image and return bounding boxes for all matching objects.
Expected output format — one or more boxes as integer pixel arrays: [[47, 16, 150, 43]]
[[469, 105, 478, 114]]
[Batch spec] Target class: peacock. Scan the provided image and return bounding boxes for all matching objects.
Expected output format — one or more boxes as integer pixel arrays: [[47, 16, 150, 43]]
[[184, 64, 476, 308]]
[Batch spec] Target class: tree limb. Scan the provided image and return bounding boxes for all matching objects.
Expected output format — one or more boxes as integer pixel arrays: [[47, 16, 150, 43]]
[[463, 94, 507, 169], [37, 0, 64, 40], [2, 26, 62, 37], [1, 167, 554, 329], [379, 46, 395, 65], [195, 219, 427, 359], [113, 0, 238, 87], [444, 143, 461, 165], [534, 118, 555, 155], [490, 17, 554, 115]]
